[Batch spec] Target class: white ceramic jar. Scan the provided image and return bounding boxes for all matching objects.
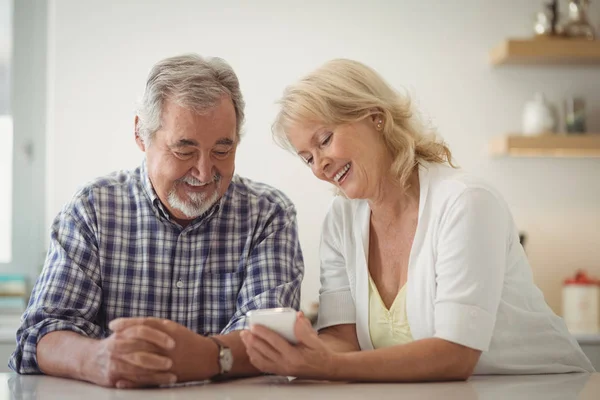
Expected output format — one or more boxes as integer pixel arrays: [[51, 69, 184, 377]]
[[522, 93, 558, 136], [563, 272, 600, 334]]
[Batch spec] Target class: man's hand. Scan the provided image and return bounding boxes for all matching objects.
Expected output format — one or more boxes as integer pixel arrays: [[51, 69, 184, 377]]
[[79, 324, 177, 388], [109, 317, 220, 387]]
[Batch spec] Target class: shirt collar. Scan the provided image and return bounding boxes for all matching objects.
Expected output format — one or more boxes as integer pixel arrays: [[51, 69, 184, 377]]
[[139, 160, 169, 219]]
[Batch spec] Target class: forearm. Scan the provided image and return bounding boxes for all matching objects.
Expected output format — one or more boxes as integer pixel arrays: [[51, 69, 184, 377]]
[[317, 324, 360, 353], [215, 331, 261, 378], [319, 332, 360, 353], [37, 331, 99, 381], [329, 338, 480, 382]]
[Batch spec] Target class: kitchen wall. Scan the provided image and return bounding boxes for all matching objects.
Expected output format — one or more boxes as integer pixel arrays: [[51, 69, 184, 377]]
[[45, 0, 600, 313]]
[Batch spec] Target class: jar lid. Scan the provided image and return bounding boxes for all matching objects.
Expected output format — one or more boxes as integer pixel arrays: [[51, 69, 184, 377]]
[[564, 270, 599, 286]]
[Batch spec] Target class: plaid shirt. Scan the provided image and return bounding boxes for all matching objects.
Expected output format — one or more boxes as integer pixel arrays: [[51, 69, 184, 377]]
[[10, 162, 304, 374]]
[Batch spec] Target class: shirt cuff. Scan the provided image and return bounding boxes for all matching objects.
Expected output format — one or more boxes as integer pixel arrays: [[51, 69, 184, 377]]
[[315, 290, 356, 331], [221, 316, 249, 334], [434, 302, 496, 351]]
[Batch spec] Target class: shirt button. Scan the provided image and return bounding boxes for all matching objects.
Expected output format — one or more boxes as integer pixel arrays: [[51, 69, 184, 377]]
[[176, 280, 184, 289]]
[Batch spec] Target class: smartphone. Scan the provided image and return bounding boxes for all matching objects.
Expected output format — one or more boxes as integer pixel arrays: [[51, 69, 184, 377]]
[[246, 307, 298, 344]]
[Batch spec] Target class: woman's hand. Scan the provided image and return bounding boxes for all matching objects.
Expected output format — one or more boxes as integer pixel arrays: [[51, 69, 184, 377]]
[[241, 312, 337, 379]]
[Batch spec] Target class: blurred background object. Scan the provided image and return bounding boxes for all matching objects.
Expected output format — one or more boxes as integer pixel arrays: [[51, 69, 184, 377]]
[[534, 0, 560, 36], [304, 302, 319, 327], [562, 0, 596, 39], [522, 93, 558, 135], [562, 269, 600, 370], [563, 270, 599, 334], [519, 233, 527, 249], [0, 274, 27, 373], [565, 97, 587, 134]]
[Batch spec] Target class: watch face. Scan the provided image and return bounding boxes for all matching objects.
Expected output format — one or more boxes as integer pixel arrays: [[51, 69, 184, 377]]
[[221, 348, 234, 372]]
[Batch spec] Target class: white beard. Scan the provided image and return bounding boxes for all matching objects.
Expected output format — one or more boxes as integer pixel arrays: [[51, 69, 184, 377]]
[[167, 174, 221, 219]]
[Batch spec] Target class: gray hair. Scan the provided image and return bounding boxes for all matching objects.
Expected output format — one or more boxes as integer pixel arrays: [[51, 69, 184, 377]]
[[137, 54, 245, 144]]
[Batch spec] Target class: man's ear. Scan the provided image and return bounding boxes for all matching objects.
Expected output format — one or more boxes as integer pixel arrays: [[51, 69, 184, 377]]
[[134, 116, 146, 152]]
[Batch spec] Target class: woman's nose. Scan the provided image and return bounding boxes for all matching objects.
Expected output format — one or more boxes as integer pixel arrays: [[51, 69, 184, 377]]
[[312, 153, 331, 179]]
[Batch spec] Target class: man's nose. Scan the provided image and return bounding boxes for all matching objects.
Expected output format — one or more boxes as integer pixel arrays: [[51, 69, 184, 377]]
[[194, 153, 214, 182]]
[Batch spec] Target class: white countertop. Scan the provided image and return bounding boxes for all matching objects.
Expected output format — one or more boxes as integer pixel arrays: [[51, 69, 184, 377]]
[[574, 333, 600, 345], [2, 373, 599, 400]]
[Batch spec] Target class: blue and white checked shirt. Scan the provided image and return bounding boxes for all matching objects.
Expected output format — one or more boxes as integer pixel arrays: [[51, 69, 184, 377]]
[[10, 162, 304, 373]]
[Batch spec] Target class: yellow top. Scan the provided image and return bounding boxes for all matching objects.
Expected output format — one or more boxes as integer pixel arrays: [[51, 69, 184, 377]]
[[368, 274, 413, 349]]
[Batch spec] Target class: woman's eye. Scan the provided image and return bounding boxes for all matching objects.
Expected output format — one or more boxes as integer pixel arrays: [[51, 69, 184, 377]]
[[321, 133, 333, 146], [304, 156, 313, 165]]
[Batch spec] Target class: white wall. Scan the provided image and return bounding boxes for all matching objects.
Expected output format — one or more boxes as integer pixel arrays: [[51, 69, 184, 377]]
[[0, 0, 10, 115], [0, 117, 12, 263], [0, 0, 11, 264], [46, 0, 600, 312]]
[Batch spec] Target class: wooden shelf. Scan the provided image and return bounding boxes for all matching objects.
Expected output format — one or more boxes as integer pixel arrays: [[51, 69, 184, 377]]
[[489, 38, 600, 65], [490, 134, 600, 157]]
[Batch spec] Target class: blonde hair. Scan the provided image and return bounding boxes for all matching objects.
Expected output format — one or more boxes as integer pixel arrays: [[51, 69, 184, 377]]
[[272, 59, 455, 191]]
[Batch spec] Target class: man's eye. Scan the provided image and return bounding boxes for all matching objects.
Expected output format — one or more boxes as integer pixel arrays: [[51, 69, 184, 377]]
[[213, 150, 230, 157], [305, 157, 313, 165], [175, 152, 193, 158]]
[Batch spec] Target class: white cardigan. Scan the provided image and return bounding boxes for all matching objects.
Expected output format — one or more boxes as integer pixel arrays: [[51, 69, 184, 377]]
[[316, 162, 594, 374]]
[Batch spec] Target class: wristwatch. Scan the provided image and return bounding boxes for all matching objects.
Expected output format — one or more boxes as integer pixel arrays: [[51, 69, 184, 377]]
[[208, 336, 233, 376]]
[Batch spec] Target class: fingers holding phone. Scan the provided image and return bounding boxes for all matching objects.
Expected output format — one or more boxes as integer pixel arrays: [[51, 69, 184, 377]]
[[247, 307, 299, 344], [242, 308, 335, 379]]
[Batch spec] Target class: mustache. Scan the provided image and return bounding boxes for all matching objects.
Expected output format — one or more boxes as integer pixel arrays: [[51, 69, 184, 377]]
[[176, 173, 222, 186]]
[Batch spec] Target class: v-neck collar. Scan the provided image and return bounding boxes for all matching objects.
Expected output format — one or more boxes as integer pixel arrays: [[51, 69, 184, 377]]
[[368, 273, 408, 313], [354, 161, 432, 350]]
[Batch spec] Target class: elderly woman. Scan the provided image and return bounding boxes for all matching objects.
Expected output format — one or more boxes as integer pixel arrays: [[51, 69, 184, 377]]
[[240, 59, 594, 381]]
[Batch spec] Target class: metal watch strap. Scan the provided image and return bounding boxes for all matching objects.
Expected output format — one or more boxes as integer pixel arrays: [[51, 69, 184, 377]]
[[208, 336, 230, 375]]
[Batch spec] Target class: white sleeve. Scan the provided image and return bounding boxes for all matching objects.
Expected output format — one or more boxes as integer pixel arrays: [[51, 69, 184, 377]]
[[315, 203, 356, 331], [433, 188, 509, 351]]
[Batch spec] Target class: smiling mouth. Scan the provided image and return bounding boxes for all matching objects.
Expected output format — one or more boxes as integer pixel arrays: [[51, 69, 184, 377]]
[[333, 163, 351, 183], [184, 181, 213, 192], [178, 173, 221, 192]]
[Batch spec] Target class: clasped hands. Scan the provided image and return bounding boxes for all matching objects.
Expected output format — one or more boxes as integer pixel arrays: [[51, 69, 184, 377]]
[[88, 317, 218, 389]]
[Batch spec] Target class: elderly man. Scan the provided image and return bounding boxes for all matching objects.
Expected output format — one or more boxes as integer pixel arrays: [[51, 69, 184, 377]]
[[9, 54, 304, 388]]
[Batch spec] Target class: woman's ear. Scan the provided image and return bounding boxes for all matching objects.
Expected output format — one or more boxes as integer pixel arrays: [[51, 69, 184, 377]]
[[368, 109, 384, 127], [372, 114, 384, 131]]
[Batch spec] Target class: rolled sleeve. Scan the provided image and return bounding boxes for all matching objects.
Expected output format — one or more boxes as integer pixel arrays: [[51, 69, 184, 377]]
[[9, 318, 96, 374], [316, 290, 356, 331], [9, 201, 103, 374], [433, 188, 509, 351], [221, 206, 304, 334], [315, 202, 356, 331]]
